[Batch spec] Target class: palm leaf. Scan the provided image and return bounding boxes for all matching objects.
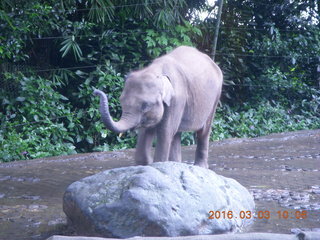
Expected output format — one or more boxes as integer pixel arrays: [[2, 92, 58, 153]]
[[88, 0, 114, 23], [60, 36, 83, 60]]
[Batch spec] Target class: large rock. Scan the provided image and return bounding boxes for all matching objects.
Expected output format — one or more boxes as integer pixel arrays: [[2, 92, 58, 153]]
[[63, 162, 254, 238]]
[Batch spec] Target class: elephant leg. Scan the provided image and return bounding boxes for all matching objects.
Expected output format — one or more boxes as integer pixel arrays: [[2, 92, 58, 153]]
[[194, 128, 210, 168], [169, 132, 182, 162], [154, 126, 174, 163], [135, 128, 156, 165], [154, 133, 172, 163], [154, 103, 185, 163], [194, 111, 215, 168]]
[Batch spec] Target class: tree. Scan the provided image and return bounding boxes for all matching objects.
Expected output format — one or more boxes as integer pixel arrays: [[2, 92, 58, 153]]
[[195, 0, 320, 104]]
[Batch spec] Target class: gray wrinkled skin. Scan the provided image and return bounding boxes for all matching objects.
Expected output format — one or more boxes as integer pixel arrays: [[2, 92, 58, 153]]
[[63, 162, 254, 238], [94, 46, 223, 168]]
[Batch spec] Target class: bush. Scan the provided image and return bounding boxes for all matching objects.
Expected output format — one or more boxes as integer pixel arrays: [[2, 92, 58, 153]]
[[74, 63, 134, 152], [211, 97, 320, 141], [0, 74, 77, 162]]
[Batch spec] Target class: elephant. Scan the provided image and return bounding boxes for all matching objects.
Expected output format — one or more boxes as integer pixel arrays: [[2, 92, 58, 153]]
[[94, 46, 223, 168]]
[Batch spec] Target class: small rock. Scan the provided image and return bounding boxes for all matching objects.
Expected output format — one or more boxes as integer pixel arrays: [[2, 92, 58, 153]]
[[300, 205, 310, 209], [310, 204, 320, 210], [22, 195, 41, 201], [292, 205, 302, 210], [281, 192, 290, 198], [291, 195, 301, 201], [285, 166, 293, 171], [291, 228, 302, 234], [312, 189, 320, 194], [0, 176, 11, 181], [28, 205, 48, 212], [48, 218, 67, 226]]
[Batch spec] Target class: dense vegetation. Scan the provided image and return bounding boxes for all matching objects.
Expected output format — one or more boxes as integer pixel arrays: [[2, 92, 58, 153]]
[[1, 0, 319, 162]]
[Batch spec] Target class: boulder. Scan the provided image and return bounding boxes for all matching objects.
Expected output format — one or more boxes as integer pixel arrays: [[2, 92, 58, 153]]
[[63, 162, 254, 238]]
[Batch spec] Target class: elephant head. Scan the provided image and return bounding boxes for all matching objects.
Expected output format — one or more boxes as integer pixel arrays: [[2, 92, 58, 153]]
[[94, 73, 174, 133]]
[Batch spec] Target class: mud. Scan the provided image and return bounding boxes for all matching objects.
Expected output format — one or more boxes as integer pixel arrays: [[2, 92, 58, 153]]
[[0, 129, 319, 240]]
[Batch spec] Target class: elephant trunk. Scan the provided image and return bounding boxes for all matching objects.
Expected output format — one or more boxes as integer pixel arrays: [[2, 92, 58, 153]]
[[93, 89, 138, 133]]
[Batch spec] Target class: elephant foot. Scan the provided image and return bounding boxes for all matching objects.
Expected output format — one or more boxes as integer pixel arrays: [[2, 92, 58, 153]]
[[136, 160, 153, 166], [135, 155, 154, 166], [194, 161, 209, 169]]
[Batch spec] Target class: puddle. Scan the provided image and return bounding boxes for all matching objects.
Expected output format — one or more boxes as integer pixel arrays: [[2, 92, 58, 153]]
[[0, 130, 319, 239]]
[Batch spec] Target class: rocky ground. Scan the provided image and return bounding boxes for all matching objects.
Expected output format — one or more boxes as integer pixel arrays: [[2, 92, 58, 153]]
[[0, 129, 319, 240]]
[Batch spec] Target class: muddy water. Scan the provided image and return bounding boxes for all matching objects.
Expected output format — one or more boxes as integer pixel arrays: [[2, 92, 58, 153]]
[[0, 130, 319, 240]]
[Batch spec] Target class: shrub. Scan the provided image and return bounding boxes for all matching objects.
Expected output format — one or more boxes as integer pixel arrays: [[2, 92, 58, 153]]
[[0, 74, 77, 162], [211, 97, 320, 141]]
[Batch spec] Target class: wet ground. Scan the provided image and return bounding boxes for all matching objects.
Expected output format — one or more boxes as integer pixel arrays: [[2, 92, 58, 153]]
[[0, 129, 319, 240]]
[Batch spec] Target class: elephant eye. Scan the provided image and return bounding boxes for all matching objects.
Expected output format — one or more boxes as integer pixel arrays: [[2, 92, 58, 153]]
[[141, 102, 153, 112]]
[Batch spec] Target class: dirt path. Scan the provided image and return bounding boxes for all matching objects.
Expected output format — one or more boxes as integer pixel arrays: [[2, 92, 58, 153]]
[[0, 129, 319, 240]]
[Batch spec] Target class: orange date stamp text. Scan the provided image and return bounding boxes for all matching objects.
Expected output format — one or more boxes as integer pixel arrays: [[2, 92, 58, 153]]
[[208, 210, 307, 220]]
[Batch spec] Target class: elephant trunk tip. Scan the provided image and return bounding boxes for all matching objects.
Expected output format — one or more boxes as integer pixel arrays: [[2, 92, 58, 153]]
[[93, 89, 104, 96]]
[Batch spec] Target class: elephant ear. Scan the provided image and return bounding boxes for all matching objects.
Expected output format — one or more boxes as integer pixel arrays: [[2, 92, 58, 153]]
[[160, 75, 174, 106]]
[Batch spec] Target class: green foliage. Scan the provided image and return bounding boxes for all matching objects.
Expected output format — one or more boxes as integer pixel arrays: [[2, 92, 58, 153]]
[[181, 132, 196, 146], [74, 63, 129, 152], [0, 1, 69, 62], [60, 36, 83, 61], [197, 0, 320, 106], [0, 74, 77, 162], [0, 124, 76, 162], [0, 0, 205, 162], [88, 0, 114, 23], [212, 97, 320, 141], [0, 0, 319, 162], [146, 23, 201, 58]]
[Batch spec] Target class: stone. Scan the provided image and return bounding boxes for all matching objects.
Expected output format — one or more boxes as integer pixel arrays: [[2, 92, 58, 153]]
[[63, 162, 255, 238]]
